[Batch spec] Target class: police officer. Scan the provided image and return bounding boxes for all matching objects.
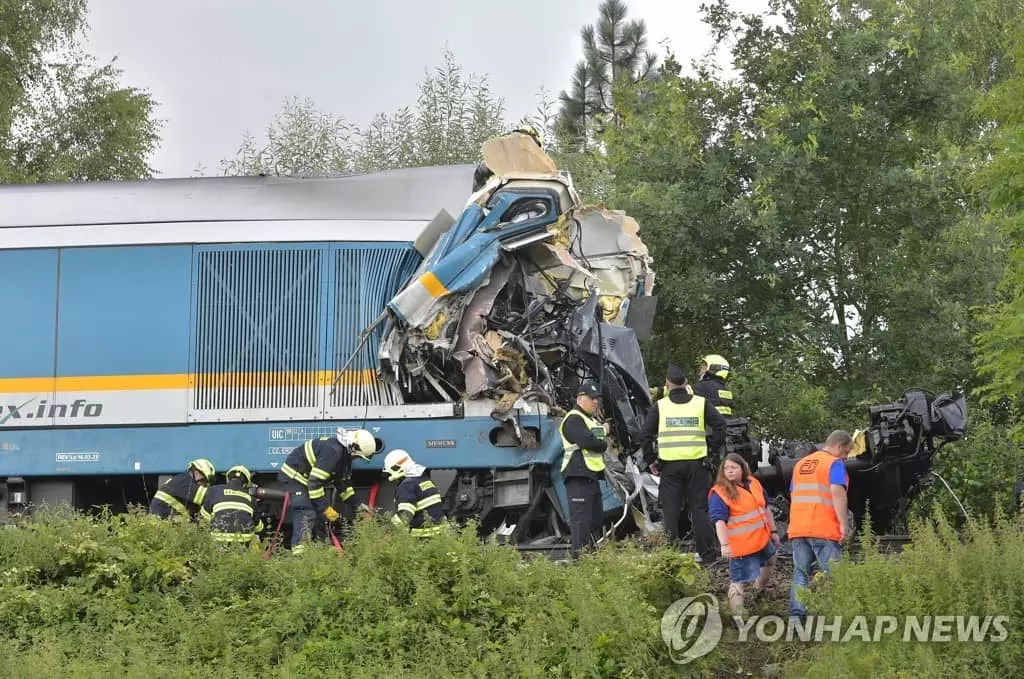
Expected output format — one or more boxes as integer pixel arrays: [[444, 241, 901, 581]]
[[382, 449, 447, 538], [693, 354, 735, 416], [278, 427, 379, 554], [200, 465, 264, 546], [148, 458, 215, 520], [559, 380, 609, 559], [638, 364, 727, 565]]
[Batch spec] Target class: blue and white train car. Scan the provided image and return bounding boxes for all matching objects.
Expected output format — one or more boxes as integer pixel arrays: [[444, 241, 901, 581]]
[[0, 167, 620, 544]]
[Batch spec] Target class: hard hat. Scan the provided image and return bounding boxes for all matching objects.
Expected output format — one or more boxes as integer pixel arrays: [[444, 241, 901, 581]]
[[702, 354, 730, 381], [226, 465, 253, 487], [383, 449, 416, 481], [337, 427, 378, 460], [188, 458, 216, 481]]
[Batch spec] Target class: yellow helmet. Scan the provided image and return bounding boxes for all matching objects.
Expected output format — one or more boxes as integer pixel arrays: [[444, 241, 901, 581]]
[[187, 458, 216, 482], [226, 465, 253, 487], [702, 354, 730, 381]]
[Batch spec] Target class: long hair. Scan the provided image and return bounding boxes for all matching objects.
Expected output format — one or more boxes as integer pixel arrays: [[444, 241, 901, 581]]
[[714, 453, 752, 503]]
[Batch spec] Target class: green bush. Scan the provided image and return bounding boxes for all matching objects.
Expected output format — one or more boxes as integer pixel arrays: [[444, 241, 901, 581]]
[[785, 511, 1024, 678], [913, 414, 1024, 524], [0, 507, 711, 678]]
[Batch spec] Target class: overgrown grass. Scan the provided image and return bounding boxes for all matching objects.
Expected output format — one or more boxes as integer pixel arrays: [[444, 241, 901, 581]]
[[3, 506, 1021, 678], [0, 507, 712, 678], [784, 510, 1024, 678]]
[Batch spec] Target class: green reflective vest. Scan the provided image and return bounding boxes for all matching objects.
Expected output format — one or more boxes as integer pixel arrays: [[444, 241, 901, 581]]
[[657, 395, 708, 461], [559, 409, 607, 473]]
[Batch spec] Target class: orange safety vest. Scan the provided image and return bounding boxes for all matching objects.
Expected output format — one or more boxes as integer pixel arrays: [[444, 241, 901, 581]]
[[787, 450, 844, 542], [709, 476, 772, 558]]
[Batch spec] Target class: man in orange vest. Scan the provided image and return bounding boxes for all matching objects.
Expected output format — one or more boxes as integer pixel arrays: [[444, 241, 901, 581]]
[[787, 430, 854, 621]]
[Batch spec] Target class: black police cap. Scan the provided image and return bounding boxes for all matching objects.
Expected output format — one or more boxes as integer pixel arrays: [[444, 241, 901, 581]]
[[578, 381, 601, 399], [666, 364, 687, 384]]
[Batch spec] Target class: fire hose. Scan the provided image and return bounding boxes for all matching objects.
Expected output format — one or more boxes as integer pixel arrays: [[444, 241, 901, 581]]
[[261, 482, 381, 560]]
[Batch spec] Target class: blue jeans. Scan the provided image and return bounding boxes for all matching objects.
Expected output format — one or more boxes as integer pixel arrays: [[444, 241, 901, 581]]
[[730, 540, 777, 584], [790, 537, 842, 619]]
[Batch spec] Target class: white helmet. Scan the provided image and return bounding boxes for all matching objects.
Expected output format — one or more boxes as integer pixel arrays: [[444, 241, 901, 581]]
[[337, 428, 378, 460], [383, 449, 416, 481]]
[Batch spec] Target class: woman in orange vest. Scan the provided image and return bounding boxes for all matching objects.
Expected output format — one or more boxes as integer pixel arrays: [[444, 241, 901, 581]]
[[709, 453, 781, 616]]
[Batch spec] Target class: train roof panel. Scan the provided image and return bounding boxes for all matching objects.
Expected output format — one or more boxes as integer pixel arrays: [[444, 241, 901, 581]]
[[0, 164, 477, 228]]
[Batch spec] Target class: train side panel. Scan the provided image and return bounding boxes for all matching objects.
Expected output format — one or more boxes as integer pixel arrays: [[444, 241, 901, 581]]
[[0, 249, 59, 428], [56, 245, 194, 426]]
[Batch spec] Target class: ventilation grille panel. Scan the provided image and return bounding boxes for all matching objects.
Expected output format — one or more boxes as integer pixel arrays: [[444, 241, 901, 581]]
[[330, 246, 419, 408], [193, 248, 323, 411]]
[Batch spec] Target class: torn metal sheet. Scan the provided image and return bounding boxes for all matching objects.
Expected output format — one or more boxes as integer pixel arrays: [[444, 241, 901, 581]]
[[368, 130, 657, 445]]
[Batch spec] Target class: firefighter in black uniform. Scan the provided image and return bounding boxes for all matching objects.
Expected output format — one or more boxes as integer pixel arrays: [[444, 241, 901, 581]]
[[638, 364, 727, 565], [200, 465, 263, 547], [559, 380, 609, 559], [278, 427, 378, 554], [693, 354, 735, 416], [382, 449, 447, 537], [148, 458, 215, 520]]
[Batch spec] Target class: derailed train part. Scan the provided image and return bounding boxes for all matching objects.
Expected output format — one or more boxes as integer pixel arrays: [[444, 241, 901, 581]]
[[377, 133, 656, 418], [346, 132, 660, 547], [756, 389, 968, 537], [608, 388, 968, 543]]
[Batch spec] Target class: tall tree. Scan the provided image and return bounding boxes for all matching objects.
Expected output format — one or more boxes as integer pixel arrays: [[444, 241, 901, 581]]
[[222, 48, 507, 176], [0, 0, 161, 183], [556, 0, 657, 148], [973, 25, 1024, 440], [602, 0, 1018, 439]]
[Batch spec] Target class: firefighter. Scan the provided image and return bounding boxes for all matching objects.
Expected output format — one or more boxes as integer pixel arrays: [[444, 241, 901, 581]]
[[148, 458, 215, 520], [200, 465, 263, 547], [787, 430, 854, 621], [278, 427, 378, 554], [382, 449, 446, 537], [694, 354, 735, 416], [559, 380, 609, 559], [472, 124, 544, 191], [638, 364, 727, 565]]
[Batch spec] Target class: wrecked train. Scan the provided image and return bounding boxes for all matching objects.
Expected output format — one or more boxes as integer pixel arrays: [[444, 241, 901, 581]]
[[0, 131, 968, 551], [0, 134, 659, 552]]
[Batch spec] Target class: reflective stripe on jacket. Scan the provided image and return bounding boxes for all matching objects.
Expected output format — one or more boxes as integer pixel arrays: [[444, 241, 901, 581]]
[[787, 450, 843, 542], [710, 476, 771, 558], [657, 395, 707, 461], [394, 476, 446, 538], [559, 409, 607, 473]]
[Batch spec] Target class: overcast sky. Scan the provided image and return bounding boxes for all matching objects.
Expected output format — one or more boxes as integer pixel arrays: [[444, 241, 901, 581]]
[[83, 0, 768, 178]]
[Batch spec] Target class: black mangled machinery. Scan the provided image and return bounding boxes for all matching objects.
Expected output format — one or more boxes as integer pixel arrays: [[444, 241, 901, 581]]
[[756, 389, 968, 538]]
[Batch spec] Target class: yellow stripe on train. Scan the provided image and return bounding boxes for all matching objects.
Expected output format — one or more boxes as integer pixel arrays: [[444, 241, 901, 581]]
[[0, 370, 380, 392]]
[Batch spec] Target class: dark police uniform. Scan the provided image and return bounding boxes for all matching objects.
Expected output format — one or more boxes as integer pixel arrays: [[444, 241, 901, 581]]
[[278, 436, 360, 553], [559, 382, 608, 558], [639, 364, 727, 564]]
